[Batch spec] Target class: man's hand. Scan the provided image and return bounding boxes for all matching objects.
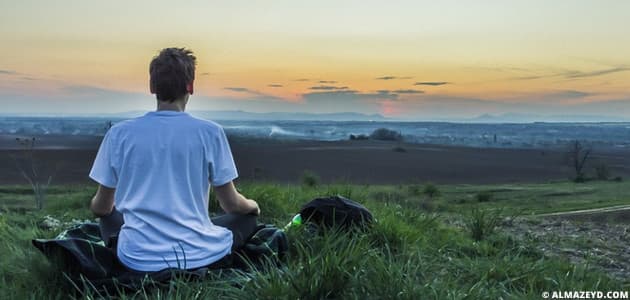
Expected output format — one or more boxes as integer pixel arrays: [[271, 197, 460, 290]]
[[214, 181, 260, 215], [90, 185, 115, 217]]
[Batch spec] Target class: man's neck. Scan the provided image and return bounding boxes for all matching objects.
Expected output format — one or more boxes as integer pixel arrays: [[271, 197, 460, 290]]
[[156, 97, 187, 112]]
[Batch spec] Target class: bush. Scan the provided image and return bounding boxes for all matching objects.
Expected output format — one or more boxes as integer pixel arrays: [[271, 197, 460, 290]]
[[464, 208, 502, 241], [349, 134, 369, 140], [369, 128, 402, 141], [301, 170, 320, 187], [423, 183, 440, 199], [475, 191, 493, 202], [594, 164, 610, 181], [407, 184, 422, 196]]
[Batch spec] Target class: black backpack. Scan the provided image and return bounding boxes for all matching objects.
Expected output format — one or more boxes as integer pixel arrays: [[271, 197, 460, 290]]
[[299, 195, 373, 229]]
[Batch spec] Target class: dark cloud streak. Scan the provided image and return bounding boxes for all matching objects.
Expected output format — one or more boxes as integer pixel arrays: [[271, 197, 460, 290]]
[[564, 67, 630, 78], [224, 87, 251, 93], [309, 85, 348, 90], [376, 89, 424, 95], [376, 76, 413, 80], [511, 66, 630, 81], [393, 89, 424, 94], [223, 86, 284, 101], [0, 70, 17, 75], [414, 82, 449, 86]]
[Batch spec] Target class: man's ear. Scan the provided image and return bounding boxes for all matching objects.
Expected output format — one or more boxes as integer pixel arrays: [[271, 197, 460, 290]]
[[186, 81, 194, 95], [150, 82, 155, 94]]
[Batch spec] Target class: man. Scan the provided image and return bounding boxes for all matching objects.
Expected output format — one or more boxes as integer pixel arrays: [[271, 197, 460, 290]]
[[89, 47, 260, 272]]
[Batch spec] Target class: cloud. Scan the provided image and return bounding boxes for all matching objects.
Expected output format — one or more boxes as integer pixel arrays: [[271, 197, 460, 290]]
[[309, 85, 349, 91], [551, 90, 593, 98], [375, 76, 413, 80], [393, 89, 424, 94], [506, 90, 594, 103], [61, 85, 139, 97], [510, 76, 544, 80], [510, 66, 630, 81], [376, 76, 396, 80], [318, 80, 337, 84], [267, 84, 283, 88], [0, 84, 150, 114], [414, 82, 449, 86], [224, 87, 251, 93], [376, 89, 423, 95], [293, 78, 309, 81], [200, 72, 210, 76], [564, 66, 630, 79], [20, 77, 37, 81], [0, 70, 17, 75], [376, 89, 424, 95], [223, 86, 284, 101], [302, 90, 398, 103]]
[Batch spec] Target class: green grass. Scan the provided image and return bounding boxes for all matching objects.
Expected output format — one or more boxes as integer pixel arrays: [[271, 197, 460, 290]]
[[0, 181, 628, 299], [438, 180, 630, 216]]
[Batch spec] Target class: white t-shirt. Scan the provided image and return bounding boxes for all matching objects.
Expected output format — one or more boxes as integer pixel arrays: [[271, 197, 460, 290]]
[[89, 110, 238, 272]]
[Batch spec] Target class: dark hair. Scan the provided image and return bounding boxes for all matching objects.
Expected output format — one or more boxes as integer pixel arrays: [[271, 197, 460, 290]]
[[149, 47, 197, 102]]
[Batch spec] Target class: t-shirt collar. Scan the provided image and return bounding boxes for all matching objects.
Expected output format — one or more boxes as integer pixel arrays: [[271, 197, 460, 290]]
[[147, 110, 188, 117]]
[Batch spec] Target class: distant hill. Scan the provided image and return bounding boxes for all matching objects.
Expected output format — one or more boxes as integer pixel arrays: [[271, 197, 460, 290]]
[[189, 111, 388, 121], [468, 113, 630, 123]]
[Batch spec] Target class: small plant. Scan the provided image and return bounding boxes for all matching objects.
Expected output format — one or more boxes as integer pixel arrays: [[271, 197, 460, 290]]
[[422, 183, 440, 199], [370, 190, 405, 203], [475, 191, 493, 202], [594, 163, 610, 181], [407, 184, 422, 196], [464, 208, 502, 241], [252, 166, 264, 180], [301, 170, 320, 187], [392, 146, 406, 153]]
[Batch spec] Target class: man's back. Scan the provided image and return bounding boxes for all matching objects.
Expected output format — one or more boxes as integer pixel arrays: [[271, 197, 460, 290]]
[[90, 110, 238, 271]]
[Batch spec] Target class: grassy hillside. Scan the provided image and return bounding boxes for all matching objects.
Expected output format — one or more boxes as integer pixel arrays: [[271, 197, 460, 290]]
[[1, 181, 628, 299]]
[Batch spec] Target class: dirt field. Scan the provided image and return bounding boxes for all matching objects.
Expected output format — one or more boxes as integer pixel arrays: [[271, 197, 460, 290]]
[[1, 135, 629, 185]]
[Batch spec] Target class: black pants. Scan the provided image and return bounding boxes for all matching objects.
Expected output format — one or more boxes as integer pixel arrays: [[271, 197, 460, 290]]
[[99, 207, 258, 268]]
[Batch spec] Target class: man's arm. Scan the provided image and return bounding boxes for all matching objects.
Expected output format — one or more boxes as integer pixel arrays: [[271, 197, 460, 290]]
[[214, 181, 260, 215], [90, 185, 116, 217]]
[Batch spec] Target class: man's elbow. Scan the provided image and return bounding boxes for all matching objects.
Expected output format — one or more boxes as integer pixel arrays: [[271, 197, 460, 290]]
[[218, 200, 239, 214], [90, 199, 113, 217]]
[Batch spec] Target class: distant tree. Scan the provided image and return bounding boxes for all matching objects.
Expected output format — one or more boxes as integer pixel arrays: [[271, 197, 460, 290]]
[[568, 140, 591, 183], [369, 128, 402, 141], [11, 137, 53, 209]]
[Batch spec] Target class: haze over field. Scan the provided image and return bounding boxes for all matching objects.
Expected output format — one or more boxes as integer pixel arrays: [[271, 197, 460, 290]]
[[1, 1, 629, 120]]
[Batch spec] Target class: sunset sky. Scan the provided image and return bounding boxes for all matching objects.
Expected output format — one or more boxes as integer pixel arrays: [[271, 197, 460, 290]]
[[1, 1, 629, 120]]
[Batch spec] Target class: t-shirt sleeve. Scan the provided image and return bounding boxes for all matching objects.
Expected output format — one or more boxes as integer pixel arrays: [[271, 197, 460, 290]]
[[89, 130, 118, 188], [209, 127, 238, 186]]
